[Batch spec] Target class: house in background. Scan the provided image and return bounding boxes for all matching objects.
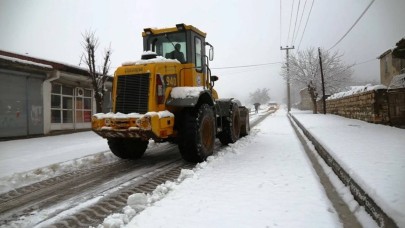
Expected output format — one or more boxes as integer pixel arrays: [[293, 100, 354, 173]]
[[298, 88, 313, 110], [378, 38, 405, 86], [0, 50, 112, 138], [378, 38, 405, 127]]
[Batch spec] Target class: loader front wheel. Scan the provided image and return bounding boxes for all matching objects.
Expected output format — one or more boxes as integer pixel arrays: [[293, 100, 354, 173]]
[[108, 138, 148, 159], [178, 104, 215, 163]]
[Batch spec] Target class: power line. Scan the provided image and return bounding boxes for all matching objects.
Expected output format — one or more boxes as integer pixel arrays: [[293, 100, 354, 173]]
[[287, 0, 295, 45], [291, 0, 301, 45], [297, 0, 315, 51], [211, 62, 282, 70], [328, 0, 376, 51], [352, 58, 377, 67], [293, 0, 308, 45], [280, 0, 282, 48]]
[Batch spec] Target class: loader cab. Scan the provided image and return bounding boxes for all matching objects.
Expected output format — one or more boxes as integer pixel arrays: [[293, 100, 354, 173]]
[[142, 24, 209, 73]]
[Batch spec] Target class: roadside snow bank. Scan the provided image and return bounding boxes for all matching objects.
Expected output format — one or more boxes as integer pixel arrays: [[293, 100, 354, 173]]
[[98, 169, 197, 228], [0, 151, 118, 194]]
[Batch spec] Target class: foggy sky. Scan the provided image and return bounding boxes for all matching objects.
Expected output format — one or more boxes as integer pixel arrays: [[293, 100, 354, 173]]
[[0, 0, 404, 104]]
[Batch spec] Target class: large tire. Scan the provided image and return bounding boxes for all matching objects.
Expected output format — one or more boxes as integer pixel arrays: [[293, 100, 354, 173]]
[[240, 108, 250, 137], [178, 104, 216, 163], [218, 102, 241, 145], [107, 138, 148, 159]]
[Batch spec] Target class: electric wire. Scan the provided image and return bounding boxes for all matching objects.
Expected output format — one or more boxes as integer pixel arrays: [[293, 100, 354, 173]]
[[293, 0, 308, 45], [297, 0, 315, 51], [211, 62, 282, 70], [287, 0, 295, 45], [291, 0, 301, 46], [280, 0, 282, 48], [328, 0, 376, 51], [352, 58, 377, 67]]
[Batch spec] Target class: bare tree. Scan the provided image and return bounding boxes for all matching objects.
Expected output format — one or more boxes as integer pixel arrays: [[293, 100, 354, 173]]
[[249, 88, 271, 105], [281, 47, 353, 113], [81, 30, 112, 113]]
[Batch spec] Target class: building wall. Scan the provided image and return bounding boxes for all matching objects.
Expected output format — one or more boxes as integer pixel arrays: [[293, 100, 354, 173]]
[[0, 69, 46, 137], [299, 88, 313, 110], [380, 52, 405, 86], [319, 89, 393, 125]]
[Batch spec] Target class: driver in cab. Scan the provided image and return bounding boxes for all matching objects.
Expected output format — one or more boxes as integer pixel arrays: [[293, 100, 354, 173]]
[[166, 43, 185, 63]]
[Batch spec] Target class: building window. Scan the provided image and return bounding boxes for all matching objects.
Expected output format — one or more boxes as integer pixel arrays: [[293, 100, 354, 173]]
[[51, 84, 92, 123]]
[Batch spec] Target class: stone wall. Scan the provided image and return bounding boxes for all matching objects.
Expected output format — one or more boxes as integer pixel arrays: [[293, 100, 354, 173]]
[[318, 89, 390, 124]]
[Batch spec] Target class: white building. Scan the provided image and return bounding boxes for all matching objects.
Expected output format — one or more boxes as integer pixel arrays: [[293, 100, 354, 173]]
[[0, 50, 112, 138]]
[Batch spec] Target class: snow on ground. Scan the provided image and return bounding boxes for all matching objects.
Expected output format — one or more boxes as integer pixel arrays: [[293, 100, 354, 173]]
[[0, 106, 403, 227], [292, 110, 405, 227], [101, 108, 343, 228], [0, 132, 111, 194]]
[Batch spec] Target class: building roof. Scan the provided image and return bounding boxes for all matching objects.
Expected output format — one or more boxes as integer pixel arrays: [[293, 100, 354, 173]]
[[0, 50, 90, 76], [378, 49, 392, 59]]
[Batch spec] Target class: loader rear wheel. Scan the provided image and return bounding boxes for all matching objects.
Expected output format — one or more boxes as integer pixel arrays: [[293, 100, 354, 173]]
[[240, 108, 250, 137], [218, 102, 241, 145], [107, 138, 148, 159], [178, 104, 215, 163]]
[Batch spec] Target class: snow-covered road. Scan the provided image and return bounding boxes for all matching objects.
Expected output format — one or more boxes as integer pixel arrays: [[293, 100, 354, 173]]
[[122, 108, 345, 227], [1, 106, 403, 227]]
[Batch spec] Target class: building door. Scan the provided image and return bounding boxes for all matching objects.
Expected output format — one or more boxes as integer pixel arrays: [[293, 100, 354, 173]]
[[51, 84, 74, 130], [74, 87, 92, 129], [0, 69, 45, 137]]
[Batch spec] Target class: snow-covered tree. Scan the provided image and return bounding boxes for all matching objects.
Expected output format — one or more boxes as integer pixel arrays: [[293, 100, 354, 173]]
[[249, 88, 271, 105], [81, 31, 112, 113], [281, 47, 353, 113]]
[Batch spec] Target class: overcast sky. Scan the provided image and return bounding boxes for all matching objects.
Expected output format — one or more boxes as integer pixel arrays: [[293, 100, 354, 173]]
[[1, 0, 404, 104]]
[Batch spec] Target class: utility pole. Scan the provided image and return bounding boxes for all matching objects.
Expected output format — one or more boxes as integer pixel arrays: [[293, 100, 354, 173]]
[[318, 47, 326, 114], [280, 45, 294, 112]]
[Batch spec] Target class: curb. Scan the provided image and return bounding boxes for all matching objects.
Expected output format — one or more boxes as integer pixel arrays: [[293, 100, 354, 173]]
[[290, 114, 398, 228]]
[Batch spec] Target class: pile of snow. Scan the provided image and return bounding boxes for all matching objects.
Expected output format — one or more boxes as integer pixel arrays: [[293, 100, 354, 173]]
[[327, 84, 387, 100], [170, 86, 204, 99], [0, 151, 119, 194], [0, 137, 167, 195], [122, 52, 179, 66], [99, 138, 256, 228], [388, 73, 405, 89], [93, 111, 174, 119], [99, 169, 197, 228]]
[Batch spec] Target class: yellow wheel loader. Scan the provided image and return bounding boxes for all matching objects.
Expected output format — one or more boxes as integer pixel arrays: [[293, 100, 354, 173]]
[[92, 24, 250, 162]]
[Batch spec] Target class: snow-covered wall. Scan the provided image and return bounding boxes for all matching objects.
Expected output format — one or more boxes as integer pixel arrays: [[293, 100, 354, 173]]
[[320, 88, 390, 124]]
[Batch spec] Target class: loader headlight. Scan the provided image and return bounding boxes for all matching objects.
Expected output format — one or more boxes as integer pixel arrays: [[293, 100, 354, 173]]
[[104, 118, 111, 126]]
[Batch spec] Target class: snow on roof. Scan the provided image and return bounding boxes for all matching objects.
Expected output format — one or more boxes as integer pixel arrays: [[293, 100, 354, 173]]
[[327, 84, 387, 100], [170, 86, 204, 99], [388, 73, 405, 89], [122, 52, 180, 66], [0, 55, 53, 69]]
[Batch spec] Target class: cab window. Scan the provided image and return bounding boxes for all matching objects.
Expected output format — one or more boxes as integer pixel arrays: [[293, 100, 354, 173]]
[[195, 37, 202, 71], [148, 32, 187, 63]]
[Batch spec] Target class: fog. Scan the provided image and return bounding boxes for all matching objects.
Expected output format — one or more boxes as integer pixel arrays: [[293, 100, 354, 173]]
[[1, 0, 404, 105]]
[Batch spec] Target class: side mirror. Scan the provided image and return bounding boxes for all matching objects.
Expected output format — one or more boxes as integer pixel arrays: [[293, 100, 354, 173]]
[[211, 75, 218, 81], [209, 46, 214, 61]]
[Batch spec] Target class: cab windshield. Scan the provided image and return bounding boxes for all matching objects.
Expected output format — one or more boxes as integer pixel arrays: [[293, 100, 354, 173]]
[[147, 32, 187, 63]]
